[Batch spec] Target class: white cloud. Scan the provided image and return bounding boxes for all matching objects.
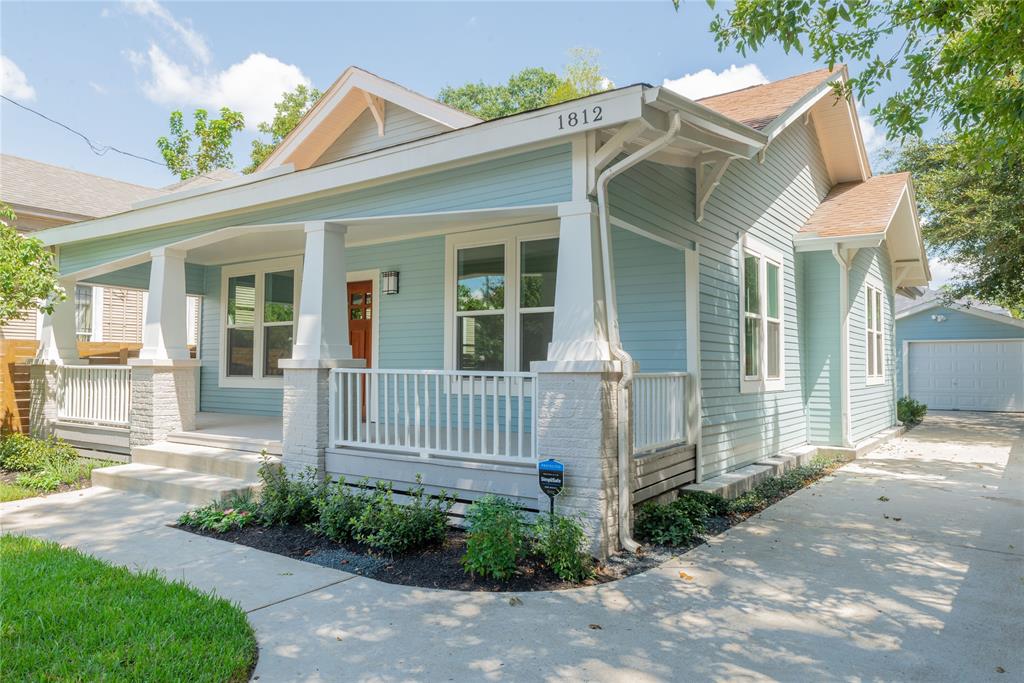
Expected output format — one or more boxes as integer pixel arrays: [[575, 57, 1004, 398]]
[[123, 0, 210, 64], [927, 258, 961, 289], [1, 56, 37, 101], [663, 64, 768, 100], [859, 114, 884, 154], [136, 44, 310, 128], [88, 81, 108, 95]]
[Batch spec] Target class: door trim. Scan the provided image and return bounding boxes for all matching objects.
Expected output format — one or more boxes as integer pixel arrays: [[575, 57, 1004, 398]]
[[903, 338, 1024, 410], [346, 269, 380, 369]]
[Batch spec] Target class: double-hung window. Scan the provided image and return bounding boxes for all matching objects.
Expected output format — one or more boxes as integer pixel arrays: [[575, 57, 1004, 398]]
[[739, 236, 785, 393], [221, 257, 301, 387], [866, 285, 885, 383], [447, 225, 559, 373]]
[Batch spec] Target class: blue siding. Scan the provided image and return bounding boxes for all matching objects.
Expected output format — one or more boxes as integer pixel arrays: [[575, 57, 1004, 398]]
[[895, 306, 1024, 397], [59, 145, 572, 274], [848, 246, 896, 443], [84, 262, 207, 295], [799, 251, 841, 444], [314, 104, 450, 165]]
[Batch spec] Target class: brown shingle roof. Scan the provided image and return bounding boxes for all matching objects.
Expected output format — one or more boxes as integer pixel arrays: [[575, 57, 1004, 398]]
[[696, 67, 841, 131], [0, 154, 166, 219], [799, 173, 910, 238]]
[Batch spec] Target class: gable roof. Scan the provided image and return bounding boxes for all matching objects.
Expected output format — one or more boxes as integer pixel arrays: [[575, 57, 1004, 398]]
[[799, 173, 911, 238], [258, 66, 481, 172], [896, 293, 1024, 329], [697, 67, 841, 131], [0, 154, 165, 220]]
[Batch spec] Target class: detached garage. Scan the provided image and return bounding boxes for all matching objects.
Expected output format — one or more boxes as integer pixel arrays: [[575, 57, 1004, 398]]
[[896, 295, 1024, 413]]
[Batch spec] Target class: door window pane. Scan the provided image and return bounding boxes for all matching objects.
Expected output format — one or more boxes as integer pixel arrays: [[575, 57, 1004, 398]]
[[744, 254, 759, 314], [766, 262, 779, 318], [263, 325, 293, 377], [264, 271, 294, 323], [227, 275, 256, 326], [767, 321, 780, 378], [520, 311, 554, 371], [457, 315, 504, 371], [227, 328, 254, 376], [744, 317, 760, 377], [457, 245, 505, 311], [520, 239, 559, 308]]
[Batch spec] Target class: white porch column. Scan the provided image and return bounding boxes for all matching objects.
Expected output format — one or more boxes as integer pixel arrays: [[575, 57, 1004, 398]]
[[31, 281, 81, 438], [279, 221, 364, 477], [547, 201, 612, 363], [129, 247, 198, 447], [139, 247, 190, 361]]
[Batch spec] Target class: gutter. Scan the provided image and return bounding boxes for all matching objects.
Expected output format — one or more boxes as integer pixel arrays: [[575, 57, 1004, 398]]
[[831, 244, 854, 447], [594, 111, 682, 553]]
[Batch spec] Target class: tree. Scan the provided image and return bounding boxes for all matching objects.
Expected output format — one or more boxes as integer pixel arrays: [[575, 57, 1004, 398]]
[[244, 84, 323, 173], [0, 203, 65, 326], [157, 107, 244, 181], [688, 0, 1024, 159], [438, 48, 612, 120], [888, 138, 1024, 313]]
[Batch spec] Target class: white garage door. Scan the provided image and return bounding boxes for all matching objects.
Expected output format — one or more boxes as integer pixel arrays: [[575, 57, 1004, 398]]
[[908, 340, 1024, 412]]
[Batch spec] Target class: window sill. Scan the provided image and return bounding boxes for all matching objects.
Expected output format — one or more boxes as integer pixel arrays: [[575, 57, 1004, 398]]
[[740, 377, 786, 394], [865, 376, 887, 387]]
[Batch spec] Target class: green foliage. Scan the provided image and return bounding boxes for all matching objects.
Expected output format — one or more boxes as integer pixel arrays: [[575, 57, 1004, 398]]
[[351, 478, 454, 554], [255, 457, 328, 527], [178, 493, 259, 533], [679, 490, 729, 516], [635, 498, 705, 547], [157, 107, 245, 181], [728, 455, 842, 514], [897, 396, 928, 427], [693, 0, 1024, 161], [244, 84, 323, 173], [0, 203, 65, 325], [888, 137, 1024, 311], [0, 482, 36, 503], [0, 433, 77, 473], [438, 48, 612, 120], [0, 534, 256, 681], [532, 514, 593, 583], [312, 475, 370, 542], [461, 495, 529, 580]]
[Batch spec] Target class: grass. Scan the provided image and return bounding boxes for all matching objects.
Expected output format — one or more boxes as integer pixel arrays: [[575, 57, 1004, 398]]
[[0, 535, 257, 681], [0, 458, 117, 503], [0, 482, 36, 503]]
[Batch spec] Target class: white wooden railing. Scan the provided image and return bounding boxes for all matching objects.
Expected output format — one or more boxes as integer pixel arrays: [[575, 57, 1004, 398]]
[[632, 372, 689, 453], [57, 365, 132, 428], [330, 368, 537, 463]]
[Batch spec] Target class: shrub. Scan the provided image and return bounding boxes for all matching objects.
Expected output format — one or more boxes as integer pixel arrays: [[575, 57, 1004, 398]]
[[679, 490, 729, 516], [351, 478, 453, 554], [312, 476, 370, 542], [634, 501, 701, 546], [178, 493, 259, 533], [532, 514, 593, 583], [897, 396, 927, 427], [461, 495, 528, 580], [0, 434, 77, 473], [256, 457, 328, 527]]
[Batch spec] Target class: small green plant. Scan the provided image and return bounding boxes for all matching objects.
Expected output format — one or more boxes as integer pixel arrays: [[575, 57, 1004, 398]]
[[312, 476, 370, 542], [634, 500, 702, 546], [897, 396, 928, 427], [728, 455, 842, 514], [461, 495, 528, 580], [0, 434, 77, 473], [178, 493, 259, 533], [679, 490, 729, 516], [532, 514, 593, 583], [351, 478, 453, 554], [256, 456, 328, 527]]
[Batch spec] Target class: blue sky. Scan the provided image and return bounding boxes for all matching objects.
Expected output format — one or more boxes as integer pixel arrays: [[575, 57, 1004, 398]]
[[2, 0, 931, 188]]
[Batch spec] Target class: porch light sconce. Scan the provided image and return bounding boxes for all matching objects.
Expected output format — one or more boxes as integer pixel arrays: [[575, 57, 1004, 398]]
[[931, 314, 946, 323], [382, 271, 400, 295]]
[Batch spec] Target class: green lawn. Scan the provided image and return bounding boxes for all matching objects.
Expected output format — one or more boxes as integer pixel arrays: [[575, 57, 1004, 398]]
[[0, 482, 37, 502], [0, 535, 257, 681]]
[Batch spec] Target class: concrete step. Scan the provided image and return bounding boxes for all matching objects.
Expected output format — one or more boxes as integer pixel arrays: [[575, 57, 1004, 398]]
[[92, 463, 256, 506], [132, 441, 277, 481], [166, 430, 282, 456]]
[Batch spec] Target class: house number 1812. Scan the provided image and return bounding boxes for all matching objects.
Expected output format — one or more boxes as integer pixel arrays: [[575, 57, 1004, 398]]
[[557, 106, 603, 130]]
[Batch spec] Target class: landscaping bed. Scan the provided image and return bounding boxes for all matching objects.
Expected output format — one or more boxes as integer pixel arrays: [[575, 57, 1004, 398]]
[[0, 433, 116, 502], [0, 534, 257, 681]]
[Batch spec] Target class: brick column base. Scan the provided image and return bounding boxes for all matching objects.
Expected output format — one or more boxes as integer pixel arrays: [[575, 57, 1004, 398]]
[[533, 364, 622, 560], [129, 360, 199, 448], [28, 362, 61, 438]]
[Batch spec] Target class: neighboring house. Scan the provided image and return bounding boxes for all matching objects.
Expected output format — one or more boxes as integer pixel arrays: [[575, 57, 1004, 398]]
[[0, 154, 204, 344], [26, 65, 929, 556], [896, 291, 1024, 412]]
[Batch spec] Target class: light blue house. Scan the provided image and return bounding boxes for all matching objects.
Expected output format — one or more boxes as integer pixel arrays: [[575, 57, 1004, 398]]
[[896, 292, 1024, 412], [27, 65, 930, 554]]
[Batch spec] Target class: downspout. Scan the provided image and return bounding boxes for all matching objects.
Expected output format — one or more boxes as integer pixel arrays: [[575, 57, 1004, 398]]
[[594, 111, 681, 552], [831, 244, 853, 447]]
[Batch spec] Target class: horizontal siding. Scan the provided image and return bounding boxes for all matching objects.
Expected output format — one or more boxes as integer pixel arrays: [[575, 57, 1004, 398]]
[[895, 307, 1024, 397], [59, 144, 572, 274], [799, 251, 840, 444], [84, 262, 207, 295], [848, 246, 896, 443], [315, 104, 450, 166]]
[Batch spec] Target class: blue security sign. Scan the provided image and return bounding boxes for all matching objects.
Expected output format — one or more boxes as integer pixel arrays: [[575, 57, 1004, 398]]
[[538, 459, 564, 498]]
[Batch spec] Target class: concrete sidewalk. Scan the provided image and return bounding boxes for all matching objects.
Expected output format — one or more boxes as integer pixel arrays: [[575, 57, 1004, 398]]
[[2, 410, 1021, 681]]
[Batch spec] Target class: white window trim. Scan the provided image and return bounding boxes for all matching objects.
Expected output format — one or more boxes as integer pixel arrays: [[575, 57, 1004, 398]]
[[219, 256, 302, 389], [865, 282, 886, 385], [738, 235, 786, 394], [90, 286, 104, 342], [443, 222, 559, 373]]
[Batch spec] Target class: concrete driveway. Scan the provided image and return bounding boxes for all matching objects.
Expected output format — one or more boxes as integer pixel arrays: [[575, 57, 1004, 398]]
[[2, 410, 1021, 681]]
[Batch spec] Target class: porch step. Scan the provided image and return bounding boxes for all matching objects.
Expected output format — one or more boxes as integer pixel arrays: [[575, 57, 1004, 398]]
[[166, 430, 282, 456], [92, 464, 256, 506], [133, 442, 273, 481]]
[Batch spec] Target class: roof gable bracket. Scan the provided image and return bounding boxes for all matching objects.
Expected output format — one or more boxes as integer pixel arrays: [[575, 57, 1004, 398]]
[[892, 259, 921, 289], [695, 152, 731, 222], [588, 120, 649, 194], [363, 91, 387, 136]]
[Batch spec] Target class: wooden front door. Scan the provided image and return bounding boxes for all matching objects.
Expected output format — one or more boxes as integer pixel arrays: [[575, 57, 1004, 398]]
[[347, 280, 373, 368]]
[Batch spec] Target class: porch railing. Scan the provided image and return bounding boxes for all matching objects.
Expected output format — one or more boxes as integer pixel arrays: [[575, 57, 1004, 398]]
[[57, 365, 132, 428], [330, 368, 538, 463], [632, 372, 689, 453]]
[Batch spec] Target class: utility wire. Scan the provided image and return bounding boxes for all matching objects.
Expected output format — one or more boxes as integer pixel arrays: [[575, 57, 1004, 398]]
[[1, 94, 223, 182]]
